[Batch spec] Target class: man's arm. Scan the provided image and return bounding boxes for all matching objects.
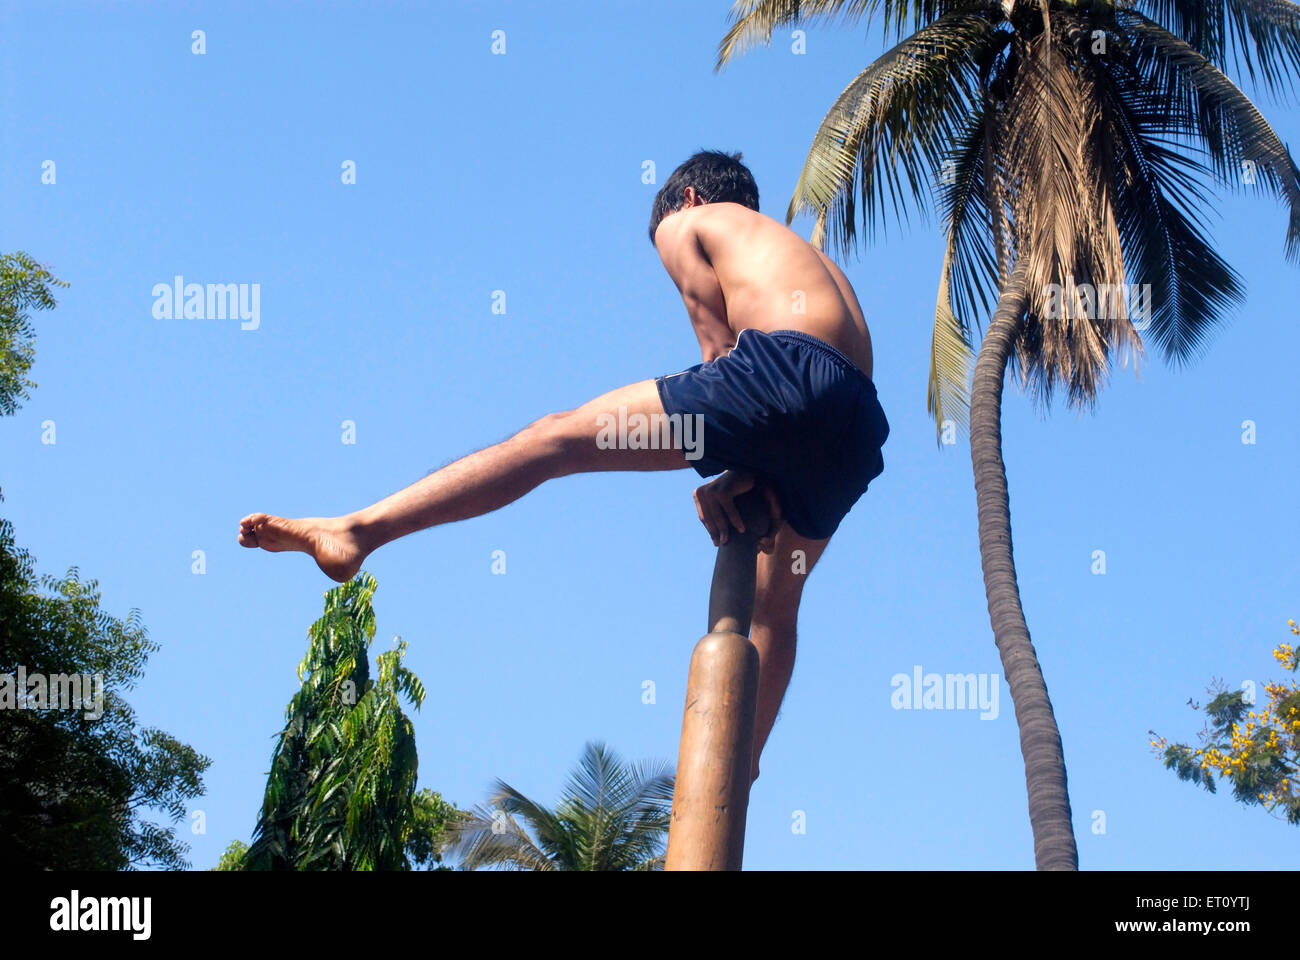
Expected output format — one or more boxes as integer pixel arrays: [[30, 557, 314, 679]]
[[656, 210, 735, 362]]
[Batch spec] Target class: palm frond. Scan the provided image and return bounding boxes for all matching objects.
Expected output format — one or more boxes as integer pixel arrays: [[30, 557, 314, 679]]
[[1121, 10, 1300, 261], [931, 242, 976, 438], [1000, 23, 1135, 406], [444, 802, 557, 871], [717, 0, 874, 69], [715, 0, 1001, 68], [787, 12, 999, 258], [1135, 0, 1300, 93], [445, 743, 672, 870], [1094, 35, 1248, 361], [928, 108, 996, 438]]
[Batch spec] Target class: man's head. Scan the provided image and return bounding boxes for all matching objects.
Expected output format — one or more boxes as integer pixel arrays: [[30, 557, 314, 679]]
[[648, 150, 759, 244]]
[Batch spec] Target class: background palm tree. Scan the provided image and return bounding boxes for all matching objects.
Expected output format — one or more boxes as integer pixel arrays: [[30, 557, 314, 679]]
[[445, 741, 674, 870], [717, 0, 1300, 869]]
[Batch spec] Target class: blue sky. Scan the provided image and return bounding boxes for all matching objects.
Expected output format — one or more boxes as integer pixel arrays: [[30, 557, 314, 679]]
[[2, 1, 1297, 869]]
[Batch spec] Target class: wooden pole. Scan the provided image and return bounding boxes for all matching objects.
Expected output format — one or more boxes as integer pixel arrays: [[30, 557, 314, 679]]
[[664, 489, 769, 871]]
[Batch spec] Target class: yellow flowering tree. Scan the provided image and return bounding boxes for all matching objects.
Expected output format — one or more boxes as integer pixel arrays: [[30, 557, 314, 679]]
[[1151, 620, 1300, 825]]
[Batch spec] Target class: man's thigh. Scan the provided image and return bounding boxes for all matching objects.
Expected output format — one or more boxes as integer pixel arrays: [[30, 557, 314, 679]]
[[550, 378, 693, 473], [753, 525, 831, 626]]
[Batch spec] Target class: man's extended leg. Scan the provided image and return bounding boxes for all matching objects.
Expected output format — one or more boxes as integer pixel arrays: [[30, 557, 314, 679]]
[[749, 525, 830, 783], [238, 379, 686, 580]]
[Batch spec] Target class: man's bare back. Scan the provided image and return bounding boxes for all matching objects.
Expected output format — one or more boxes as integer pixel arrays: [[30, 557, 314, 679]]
[[652, 200, 873, 376]]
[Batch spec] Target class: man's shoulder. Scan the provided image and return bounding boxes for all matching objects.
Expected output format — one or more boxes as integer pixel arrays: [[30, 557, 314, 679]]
[[694, 204, 801, 252], [695, 202, 771, 226]]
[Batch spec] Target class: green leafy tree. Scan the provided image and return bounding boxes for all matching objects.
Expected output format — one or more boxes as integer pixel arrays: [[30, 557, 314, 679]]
[[405, 788, 464, 870], [1151, 619, 1300, 824], [213, 839, 250, 870], [0, 518, 211, 869], [0, 251, 66, 417], [244, 573, 460, 870], [0, 254, 209, 869], [446, 741, 673, 871], [717, 0, 1300, 869], [226, 789, 458, 870]]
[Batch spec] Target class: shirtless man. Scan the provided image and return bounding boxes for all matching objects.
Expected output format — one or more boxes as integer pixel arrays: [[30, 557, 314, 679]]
[[239, 150, 889, 781]]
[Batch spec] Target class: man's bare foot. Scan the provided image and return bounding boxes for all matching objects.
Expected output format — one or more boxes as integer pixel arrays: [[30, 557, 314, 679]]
[[238, 513, 368, 583]]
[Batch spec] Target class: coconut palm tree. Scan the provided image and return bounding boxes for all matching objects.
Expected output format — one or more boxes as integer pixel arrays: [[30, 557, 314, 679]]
[[445, 741, 674, 870], [716, 0, 1300, 869]]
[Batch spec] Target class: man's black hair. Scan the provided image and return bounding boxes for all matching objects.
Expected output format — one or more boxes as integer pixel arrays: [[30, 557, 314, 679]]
[[648, 150, 759, 244]]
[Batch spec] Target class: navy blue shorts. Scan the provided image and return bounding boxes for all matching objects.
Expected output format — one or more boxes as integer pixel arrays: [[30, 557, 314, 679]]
[[655, 328, 889, 540]]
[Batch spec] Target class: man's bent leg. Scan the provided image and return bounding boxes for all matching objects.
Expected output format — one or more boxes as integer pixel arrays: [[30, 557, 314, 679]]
[[748, 526, 830, 783], [238, 379, 686, 581]]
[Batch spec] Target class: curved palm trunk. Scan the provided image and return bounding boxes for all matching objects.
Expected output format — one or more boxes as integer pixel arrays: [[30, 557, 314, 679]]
[[970, 258, 1078, 870]]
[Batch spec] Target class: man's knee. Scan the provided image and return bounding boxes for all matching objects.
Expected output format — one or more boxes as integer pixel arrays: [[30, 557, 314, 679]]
[[525, 410, 571, 434], [514, 410, 587, 468]]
